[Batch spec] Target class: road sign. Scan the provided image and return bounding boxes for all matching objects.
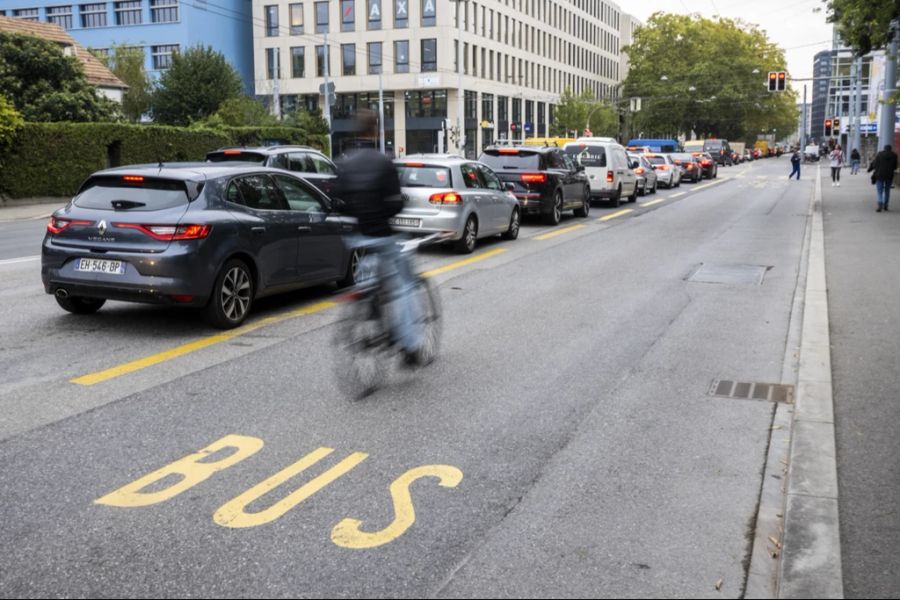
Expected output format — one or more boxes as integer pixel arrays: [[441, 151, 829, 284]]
[[524, 122, 533, 133], [319, 82, 335, 95], [861, 123, 878, 134]]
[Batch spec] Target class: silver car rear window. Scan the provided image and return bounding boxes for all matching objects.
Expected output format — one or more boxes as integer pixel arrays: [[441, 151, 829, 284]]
[[74, 177, 189, 211], [396, 165, 453, 188]]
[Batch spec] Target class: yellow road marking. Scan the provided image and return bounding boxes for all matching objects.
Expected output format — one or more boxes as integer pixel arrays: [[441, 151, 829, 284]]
[[421, 247, 506, 278], [640, 198, 666, 208], [692, 180, 726, 192], [597, 209, 634, 222], [670, 192, 687, 198], [533, 224, 586, 241]]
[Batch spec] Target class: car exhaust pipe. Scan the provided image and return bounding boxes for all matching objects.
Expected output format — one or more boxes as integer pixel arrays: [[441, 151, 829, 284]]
[[55, 288, 68, 299]]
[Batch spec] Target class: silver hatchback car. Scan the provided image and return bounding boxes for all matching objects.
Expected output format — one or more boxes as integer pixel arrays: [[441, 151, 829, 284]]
[[390, 155, 521, 253]]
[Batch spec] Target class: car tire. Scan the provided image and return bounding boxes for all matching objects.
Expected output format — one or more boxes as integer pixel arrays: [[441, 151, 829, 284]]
[[454, 215, 478, 254], [609, 186, 621, 208], [204, 258, 254, 329], [338, 247, 365, 288], [651, 181, 658, 194], [544, 191, 563, 225], [574, 195, 590, 218], [502, 208, 520, 240], [55, 294, 105, 315]]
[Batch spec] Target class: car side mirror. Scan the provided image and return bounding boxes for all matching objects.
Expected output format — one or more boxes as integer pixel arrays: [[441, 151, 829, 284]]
[[331, 196, 347, 212], [505, 182, 516, 192]]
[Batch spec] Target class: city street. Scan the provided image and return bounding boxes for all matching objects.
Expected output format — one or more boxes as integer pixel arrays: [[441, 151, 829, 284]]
[[0, 157, 812, 597]]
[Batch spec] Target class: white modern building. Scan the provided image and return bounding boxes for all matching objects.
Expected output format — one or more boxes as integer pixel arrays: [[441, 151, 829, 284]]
[[253, 0, 635, 157]]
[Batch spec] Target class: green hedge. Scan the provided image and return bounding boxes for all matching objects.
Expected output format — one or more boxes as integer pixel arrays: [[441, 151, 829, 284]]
[[0, 122, 329, 198]]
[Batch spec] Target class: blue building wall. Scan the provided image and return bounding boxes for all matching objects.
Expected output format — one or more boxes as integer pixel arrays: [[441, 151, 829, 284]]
[[0, 1, 253, 92]]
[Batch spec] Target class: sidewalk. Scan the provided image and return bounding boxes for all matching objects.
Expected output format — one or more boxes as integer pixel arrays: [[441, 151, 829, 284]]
[[0, 199, 67, 223], [822, 169, 900, 598]]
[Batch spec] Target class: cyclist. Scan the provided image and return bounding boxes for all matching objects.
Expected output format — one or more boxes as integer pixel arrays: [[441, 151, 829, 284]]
[[334, 109, 425, 366]]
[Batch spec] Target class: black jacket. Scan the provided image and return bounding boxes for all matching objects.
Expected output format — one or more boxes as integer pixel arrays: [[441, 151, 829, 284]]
[[335, 146, 403, 237], [791, 152, 801, 165], [869, 150, 899, 181]]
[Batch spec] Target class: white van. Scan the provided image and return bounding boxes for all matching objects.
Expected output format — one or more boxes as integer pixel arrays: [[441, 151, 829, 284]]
[[563, 138, 639, 208]]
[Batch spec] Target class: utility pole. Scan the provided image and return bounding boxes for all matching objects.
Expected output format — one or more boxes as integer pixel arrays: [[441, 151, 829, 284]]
[[879, 20, 899, 151], [849, 59, 857, 153], [801, 84, 807, 152], [323, 31, 333, 158], [272, 50, 281, 119], [854, 56, 863, 158], [456, 0, 466, 157], [378, 70, 385, 154]]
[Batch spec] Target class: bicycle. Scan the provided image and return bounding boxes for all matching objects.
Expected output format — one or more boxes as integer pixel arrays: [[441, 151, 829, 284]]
[[333, 232, 446, 398]]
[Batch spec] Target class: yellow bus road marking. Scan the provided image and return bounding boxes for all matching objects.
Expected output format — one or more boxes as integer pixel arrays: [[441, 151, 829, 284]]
[[640, 198, 666, 208], [71, 300, 336, 386], [597, 209, 634, 222], [533, 224, 587, 241], [692, 180, 726, 192], [422, 247, 506, 278]]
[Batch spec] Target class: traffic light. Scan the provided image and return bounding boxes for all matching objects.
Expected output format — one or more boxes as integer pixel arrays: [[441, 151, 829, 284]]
[[777, 71, 786, 91], [833, 117, 840, 133], [768, 72, 777, 92], [510, 122, 519, 132], [824, 119, 833, 137]]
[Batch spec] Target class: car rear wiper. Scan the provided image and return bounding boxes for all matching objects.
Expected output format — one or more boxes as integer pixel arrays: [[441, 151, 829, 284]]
[[402, 183, 430, 188], [111, 200, 147, 210]]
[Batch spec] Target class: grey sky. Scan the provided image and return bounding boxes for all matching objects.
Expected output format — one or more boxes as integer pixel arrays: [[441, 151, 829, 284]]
[[625, 0, 834, 81]]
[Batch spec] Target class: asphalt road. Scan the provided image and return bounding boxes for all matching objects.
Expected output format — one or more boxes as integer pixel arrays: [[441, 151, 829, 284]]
[[0, 158, 811, 598], [0, 218, 47, 262]]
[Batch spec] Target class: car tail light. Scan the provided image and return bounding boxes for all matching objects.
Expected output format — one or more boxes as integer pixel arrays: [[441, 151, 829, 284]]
[[498, 148, 520, 155], [686, 164, 695, 169], [701, 160, 711, 167], [47, 217, 92, 234], [428, 192, 462, 205], [405, 162, 425, 167], [113, 223, 212, 241], [656, 165, 669, 171], [223, 149, 242, 155], [122, 176, 144, 183], [634, 167, 645, 174], [521, 173, 547, 183], [606, 171, 615, 182]]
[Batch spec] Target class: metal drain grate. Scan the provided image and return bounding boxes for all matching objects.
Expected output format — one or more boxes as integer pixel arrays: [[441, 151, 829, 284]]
[[710, 379, 794, 403]]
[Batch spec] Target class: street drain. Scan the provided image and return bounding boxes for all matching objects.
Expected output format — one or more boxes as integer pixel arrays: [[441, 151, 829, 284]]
[[709, 379, 794, 403], [687, 263, 772, 285]]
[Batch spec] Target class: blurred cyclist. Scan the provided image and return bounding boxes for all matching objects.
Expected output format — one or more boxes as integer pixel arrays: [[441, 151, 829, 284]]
[[334, 109, 424, 365]]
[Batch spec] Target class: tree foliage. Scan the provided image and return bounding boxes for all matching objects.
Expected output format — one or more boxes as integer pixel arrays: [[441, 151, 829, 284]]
[[0, 94, 23, 148], [827, 0, 900, 55], [198, 96, 277, 128], [150, 45, 243, 126], [0, 32, 118, 122], [622, 13, 799, 143], [283, 107, 330, 136], [100, 45, 151, 122], [550, 88, 619, 137]]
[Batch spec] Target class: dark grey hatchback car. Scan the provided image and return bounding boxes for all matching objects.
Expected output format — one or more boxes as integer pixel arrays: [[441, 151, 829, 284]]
[[42, 165, 360, 328]]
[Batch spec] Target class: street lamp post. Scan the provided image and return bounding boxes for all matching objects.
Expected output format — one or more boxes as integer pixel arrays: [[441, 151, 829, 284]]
[[450, 0, 467, 157]]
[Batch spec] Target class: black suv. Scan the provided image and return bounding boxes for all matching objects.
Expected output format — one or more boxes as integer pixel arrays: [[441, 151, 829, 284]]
[[702, 140, 733, 166], [206, 146, 338, 198], [478, 146, 590, 225]]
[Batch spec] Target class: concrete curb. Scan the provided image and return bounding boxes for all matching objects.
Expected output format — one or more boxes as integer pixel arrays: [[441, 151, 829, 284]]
[[778, 166, 844, 599]]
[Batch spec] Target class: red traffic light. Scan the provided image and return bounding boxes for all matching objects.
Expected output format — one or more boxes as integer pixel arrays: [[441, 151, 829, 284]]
[[778, 72, 785, 80], [769, 73, 777, 80]]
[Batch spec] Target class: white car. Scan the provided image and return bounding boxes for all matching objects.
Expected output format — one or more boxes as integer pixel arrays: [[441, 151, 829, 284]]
[[564, 137, 639, 208], [643, 153, 682, 189]]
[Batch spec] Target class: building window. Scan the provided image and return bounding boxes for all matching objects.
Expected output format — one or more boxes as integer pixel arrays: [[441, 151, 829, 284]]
[[394, 0, 408, 28], [367, 42, 382, 74], [316, 44, 328, 76], [315, 1, 329, 32], [465, 91, 477, 120], [421, 38, 437, 72], [341, 43, 356, 76], [265, 5, 279, 36], [394, 40, 409, 73], [266, 47, 280, 79], [80, 3, 107, 28], [113, 1, 141, 25], [47, 6, 74, 29], [12, 7, 39, 21], [151, 44, 178, 70], [482, 93, 494, 122], [421, 0, 435, 26], [338, 0, 355, 31], [404, 90, 447, 118], [150, 0, 178, 23], [367, 0, 381, 29], [291, 46, 305, 78], [289, 3, 303, 34]]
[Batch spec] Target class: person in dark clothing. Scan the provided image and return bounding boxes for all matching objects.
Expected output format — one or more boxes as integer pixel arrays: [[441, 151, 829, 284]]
[[868, 145, 899, 212], [789, 150, 801, 180], [850, 148, 861, 174], [334, 109, 423, 361]]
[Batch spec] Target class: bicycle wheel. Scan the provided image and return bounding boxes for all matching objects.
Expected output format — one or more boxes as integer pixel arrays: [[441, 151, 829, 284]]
[[333, 293, 391, 398], [410, 276, 442, 366]]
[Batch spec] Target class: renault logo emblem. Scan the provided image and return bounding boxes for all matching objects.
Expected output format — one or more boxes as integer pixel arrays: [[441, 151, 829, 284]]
[[98, 220, 107, 236]]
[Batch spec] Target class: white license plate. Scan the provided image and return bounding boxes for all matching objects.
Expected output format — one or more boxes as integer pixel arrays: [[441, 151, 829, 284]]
[[390, 217, 421, 228], [75, 258, 126, 275]]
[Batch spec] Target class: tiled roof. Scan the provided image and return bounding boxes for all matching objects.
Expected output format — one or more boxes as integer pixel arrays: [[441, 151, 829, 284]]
[[0, 16, 128, 89]]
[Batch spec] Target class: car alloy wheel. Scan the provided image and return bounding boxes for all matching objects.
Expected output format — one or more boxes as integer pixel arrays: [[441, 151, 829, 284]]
[[503, 209, 520, 240], [455, 215, 478, 253], [221, 265, 252, 322]]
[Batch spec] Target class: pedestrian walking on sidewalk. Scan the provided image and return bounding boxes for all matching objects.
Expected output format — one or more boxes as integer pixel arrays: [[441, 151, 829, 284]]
[[868, 144, 898, 212], [851, 148, 861, 174], [789, 149, 801, 180], [830, 145, 844, 187]]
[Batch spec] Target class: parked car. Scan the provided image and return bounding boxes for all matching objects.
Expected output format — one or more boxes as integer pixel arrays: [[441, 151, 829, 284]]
[[669, 153, 703, 183], [691, 151, 719, 179], [628, 153, 658, 195], [206, 145, 338, 198], [643, 153, 682, 188], [563, 137, 639, 207], [700, 139, 733, 166], [479, 145, 590, 225], [744, 150, 755, 162], [389, 155, 521, 254], [42, 165, 361, 329]]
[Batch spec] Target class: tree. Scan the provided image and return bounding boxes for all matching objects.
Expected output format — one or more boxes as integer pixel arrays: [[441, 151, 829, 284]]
[[99, 45, 151, 122], [151, 45, 243, 126], [827, 0, 900, 55], [284, 107, 330, 136], [0, 32, 118, 122], [622, 13, 798, 143], [200, 96, 277, 127], [0, 95, 23, 172], [550, 88, 619, 137]]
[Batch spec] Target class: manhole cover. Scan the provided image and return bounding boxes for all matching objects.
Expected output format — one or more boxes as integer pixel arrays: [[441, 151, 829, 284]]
[[709, 379, 794, 403], [687, 263, 771, 285]]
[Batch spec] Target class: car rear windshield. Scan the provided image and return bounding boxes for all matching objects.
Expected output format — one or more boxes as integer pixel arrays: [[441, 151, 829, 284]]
[[564, 145, 606, 167], [703, 141, 724, 151], [74, 176, 189, 211], [684, 142, 704, 152], [671, 154, 694, 162], [206, 151, 267, 164], [645, 155, 667, 165], [396, 165, 453, 188], [479, 151, 542, 170]]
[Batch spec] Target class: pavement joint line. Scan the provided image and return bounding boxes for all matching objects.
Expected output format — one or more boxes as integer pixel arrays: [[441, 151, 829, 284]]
[[533, 223, 586, 240], [0, 255, 40, 266], [777, 165, 844, 599], [692, 179, 727, 192], [640, 198, 666, 208], [669, 192, 687, 198], [421, 247, 506, 278], [597, 208, 633, 222]]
